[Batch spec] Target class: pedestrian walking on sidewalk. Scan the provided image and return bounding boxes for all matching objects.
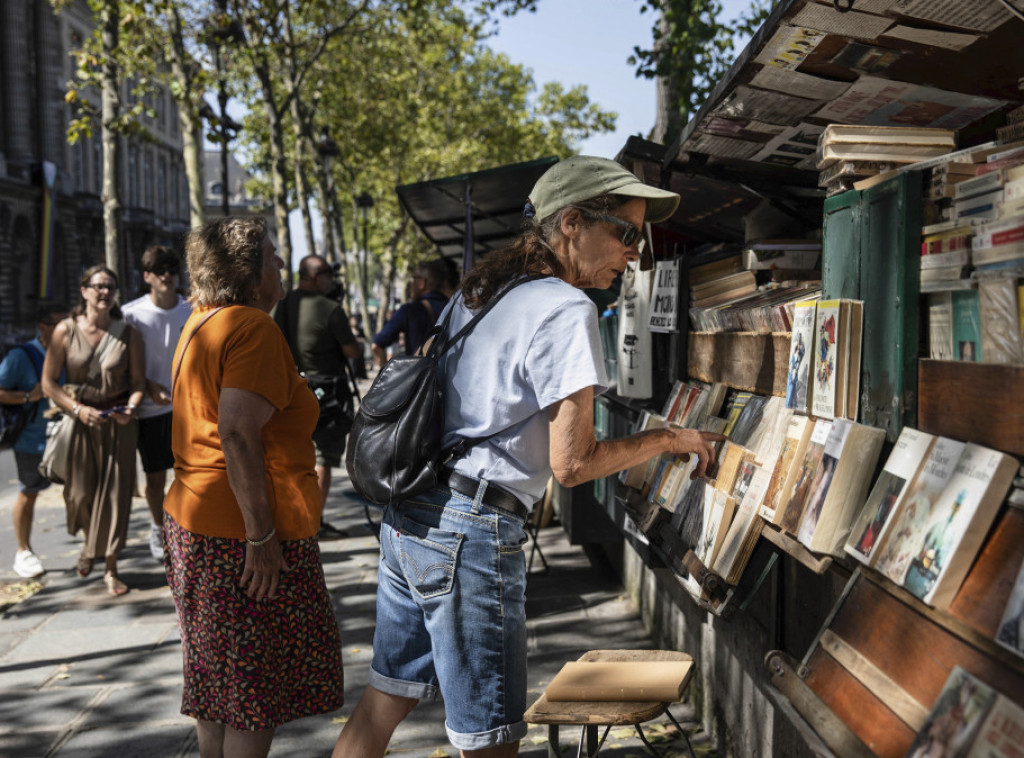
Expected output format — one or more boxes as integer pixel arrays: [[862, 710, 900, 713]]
[[333, 156, 724, 758], [164, 217, 344, 757], [42, 266, 146, 597], [0, 302, 68, 578], [122, 245, 192, 561]]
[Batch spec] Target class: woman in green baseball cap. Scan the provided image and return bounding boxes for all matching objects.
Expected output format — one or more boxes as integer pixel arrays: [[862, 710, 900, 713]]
[[334, 156, 723, 758]]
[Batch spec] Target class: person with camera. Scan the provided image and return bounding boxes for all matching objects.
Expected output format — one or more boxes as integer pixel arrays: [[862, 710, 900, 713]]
[[272, 255, 360, 536]]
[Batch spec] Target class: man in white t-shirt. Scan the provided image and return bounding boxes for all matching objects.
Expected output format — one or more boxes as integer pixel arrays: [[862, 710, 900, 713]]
[[123, 245, 192, 560]]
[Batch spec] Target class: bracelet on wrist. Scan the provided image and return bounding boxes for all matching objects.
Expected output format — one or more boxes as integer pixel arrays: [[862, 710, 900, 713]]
[[72, 403, 82, 417], [23, 391, 30, 403], [246, 526, 277, 547]]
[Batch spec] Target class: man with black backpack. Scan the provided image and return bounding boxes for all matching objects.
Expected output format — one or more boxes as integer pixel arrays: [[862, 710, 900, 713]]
[[0, 302, 68, 578], [272, 254, 361, 537], [371, 259, 450, 368]]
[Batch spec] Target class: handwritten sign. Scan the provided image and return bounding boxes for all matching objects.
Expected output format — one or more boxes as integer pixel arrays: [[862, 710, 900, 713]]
[[648, 259, 679, 333]]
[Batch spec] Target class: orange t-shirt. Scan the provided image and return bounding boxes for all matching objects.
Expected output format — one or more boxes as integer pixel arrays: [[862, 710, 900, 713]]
[[164, 305, 321, 540]]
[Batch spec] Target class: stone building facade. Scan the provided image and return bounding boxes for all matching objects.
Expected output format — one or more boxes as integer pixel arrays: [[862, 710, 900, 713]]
[[0, 0, 190, 342]]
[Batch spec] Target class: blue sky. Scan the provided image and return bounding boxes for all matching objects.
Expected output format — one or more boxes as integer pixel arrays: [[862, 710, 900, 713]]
[[290, 0, 756, 259]]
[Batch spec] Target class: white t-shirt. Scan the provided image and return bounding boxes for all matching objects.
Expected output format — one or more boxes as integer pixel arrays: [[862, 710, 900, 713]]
[[439, 277, 609, 507], [122, 294, 192, 419]]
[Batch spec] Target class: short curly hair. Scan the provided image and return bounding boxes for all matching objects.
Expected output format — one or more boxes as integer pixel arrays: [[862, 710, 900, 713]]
[[186, 216, 268, 307]]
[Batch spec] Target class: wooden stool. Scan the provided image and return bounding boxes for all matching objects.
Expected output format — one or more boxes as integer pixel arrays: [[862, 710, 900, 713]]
[[525, 650, 696, 758]]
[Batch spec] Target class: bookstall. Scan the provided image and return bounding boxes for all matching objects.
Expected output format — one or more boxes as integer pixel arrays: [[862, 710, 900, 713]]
[[566, 1, 1024, 755]]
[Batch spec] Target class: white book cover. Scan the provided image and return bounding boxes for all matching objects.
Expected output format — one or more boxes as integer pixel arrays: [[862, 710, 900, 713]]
[[785, 300, 816, 413], [901, 443, 1018, 607], [872, 437, 967, 582], [845, 428, 937, 565], [966, 691, 1024, 757], [811, 299, 841, 420], [713, 464, 771, 581], [796, 418, 852, 547]]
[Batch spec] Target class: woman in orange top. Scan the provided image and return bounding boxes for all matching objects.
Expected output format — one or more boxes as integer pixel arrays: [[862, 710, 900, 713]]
[[164, 217, 343, 756]]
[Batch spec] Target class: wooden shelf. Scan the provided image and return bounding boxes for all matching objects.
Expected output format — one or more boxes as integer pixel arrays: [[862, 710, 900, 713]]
[[918, 359, 1024, 457], [760, 522, 847, 577], [687, 331, 791, 397]]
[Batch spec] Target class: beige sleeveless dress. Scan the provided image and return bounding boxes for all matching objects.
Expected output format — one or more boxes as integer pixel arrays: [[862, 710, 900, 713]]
[[62, 317, 139, 561]]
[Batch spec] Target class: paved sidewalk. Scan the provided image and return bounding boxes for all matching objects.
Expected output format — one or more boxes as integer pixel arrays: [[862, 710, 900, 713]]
[[0, 468, 704, 757]]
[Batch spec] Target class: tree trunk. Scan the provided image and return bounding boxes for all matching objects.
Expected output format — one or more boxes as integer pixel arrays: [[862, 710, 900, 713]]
[[99, 0, 122, 276], [253, 60, 294, 287], [163, 3, 205, 229], [283, 6, 316, 260]]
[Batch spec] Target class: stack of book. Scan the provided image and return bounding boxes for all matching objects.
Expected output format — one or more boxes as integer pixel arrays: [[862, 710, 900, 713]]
[[997, 102, 1024, 144], [819, 160, 899, 198], [816, 125, 957, 175], [920, 220, 974, 294]]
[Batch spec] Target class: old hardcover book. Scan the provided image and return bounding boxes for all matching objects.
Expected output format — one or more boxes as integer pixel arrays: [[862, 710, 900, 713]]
[[872, 436, 967, 582], [798, 420, 886, 556], [901, 443, 1018, 609], [845, 427, 936, 566], [785, 300, 816, 414], [713, 464, 772, 585], [759, 414, 813, 524], [905, 667, 996, 758], [952, 289, 982, 362], [778, 419, 833, 535], [928, 291, 956, 360], [545, 660, 694, 702], [713, 441, 756, 496], [817, 142, 951, 169], [995, 559, 1024, 659], [844, 300, 863, 421], [821, 124, 956, 147], [811, 300, 845, 420], [977, 274, 1023, 364]]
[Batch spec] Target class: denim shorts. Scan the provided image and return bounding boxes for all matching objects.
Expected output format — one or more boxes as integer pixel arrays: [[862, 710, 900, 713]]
[[369, 482, 529, 751], [15, 451, 50, 493]]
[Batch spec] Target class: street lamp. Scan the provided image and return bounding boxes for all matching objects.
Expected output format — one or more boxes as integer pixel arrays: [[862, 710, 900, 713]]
[[315, 127, 346, 263], [355, 191, 374, 325]]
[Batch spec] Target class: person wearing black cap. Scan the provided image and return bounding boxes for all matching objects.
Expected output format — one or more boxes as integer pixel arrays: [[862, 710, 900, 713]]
[[333, 156, 724, 758]]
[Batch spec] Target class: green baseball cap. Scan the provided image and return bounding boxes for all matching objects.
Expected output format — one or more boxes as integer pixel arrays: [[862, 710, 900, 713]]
[[528, 155, 680, 224]]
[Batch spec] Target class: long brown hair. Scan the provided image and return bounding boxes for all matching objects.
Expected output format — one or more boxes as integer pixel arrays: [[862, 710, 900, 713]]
[[73, 264, 123, 319], [459, 193, 629, 309]]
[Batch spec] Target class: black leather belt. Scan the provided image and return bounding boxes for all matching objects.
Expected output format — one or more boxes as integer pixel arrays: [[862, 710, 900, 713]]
[[438, 469, 529, 520]]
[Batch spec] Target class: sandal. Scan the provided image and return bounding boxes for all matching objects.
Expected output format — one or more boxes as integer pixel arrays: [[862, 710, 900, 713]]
[[104, 572, 128, 596], [77, 553, 93, 578]]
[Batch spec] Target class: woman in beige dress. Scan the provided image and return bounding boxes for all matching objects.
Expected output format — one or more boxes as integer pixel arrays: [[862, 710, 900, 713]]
[[42, 264, 146, 595]]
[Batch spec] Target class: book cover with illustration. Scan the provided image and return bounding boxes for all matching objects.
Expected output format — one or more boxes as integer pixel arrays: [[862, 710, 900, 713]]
[[872, 437, 967, 584], [759, 414, 813, 524], [785, 300, 816, 413], [798, 420, 885, 556], [811, 299, 844, 420], [696, 484, 737, 569], [901, 443, 1018, 609], [714, 464, 771, 584], [966, 689, 1024, 757], [905, 666, 996, 758], [778, 419, 832, 535], [995, 559, 1024, 660], [845, 427, 936, 565]]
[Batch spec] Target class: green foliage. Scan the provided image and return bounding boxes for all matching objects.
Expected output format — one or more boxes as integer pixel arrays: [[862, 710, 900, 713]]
[[630, 0, 774, 139]]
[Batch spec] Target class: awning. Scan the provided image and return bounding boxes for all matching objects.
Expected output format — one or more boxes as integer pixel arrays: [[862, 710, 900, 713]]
[[396, 156, 558, 271]]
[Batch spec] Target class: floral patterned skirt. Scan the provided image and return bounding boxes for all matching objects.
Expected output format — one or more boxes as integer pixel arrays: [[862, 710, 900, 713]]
[[164, 512, 344, 731]]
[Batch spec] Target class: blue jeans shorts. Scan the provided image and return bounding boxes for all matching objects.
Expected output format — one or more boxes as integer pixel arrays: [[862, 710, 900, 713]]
[[369, 481, 529, 751]]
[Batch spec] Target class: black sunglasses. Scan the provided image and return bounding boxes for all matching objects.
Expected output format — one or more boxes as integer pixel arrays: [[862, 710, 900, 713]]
[[576, 208, 646, 251], [149, 265, 179, 277]]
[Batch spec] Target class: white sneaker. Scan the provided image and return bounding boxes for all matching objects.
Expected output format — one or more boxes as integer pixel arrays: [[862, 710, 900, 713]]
[[13, 549, 44, 578], [149, 522, 165, 561]]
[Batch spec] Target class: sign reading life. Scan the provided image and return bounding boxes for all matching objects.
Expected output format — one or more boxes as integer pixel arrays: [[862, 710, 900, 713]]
[[648, 259, 679, 333]]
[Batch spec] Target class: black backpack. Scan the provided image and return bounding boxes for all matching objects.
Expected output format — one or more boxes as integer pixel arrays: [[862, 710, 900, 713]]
[[346, 275, 543, 506], [0, 343, 45, 450]]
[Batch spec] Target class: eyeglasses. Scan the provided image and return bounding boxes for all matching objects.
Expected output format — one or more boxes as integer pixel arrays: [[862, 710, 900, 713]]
[[85, 283, 117, 292], [149, 266, 179, 277], [577, 209, 646, 253]]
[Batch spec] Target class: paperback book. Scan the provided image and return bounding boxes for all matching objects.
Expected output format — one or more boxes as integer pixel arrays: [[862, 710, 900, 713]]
[[995, 559, 1024, 659], [901, 443, 1018, 609], [872, 437, 967, 583], [786, 300, 816, 413], [759, 414, 814, 524], [713, 463, 772, 585], [778, 419, 833, 535], [845, 427, 936, 565], [905, 666, 996, 758]]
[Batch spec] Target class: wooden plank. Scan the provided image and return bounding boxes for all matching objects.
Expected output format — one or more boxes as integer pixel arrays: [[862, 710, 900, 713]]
[[687, 332, 790, 396], [761, 522, 837, 575], [803, 649, 916, 758], [918, 359, 1024, 457], [817, 629, 929, 731], [948, 507, 1024, 638], [765, 651, 875, 758], [859, 172, 922, 441]]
